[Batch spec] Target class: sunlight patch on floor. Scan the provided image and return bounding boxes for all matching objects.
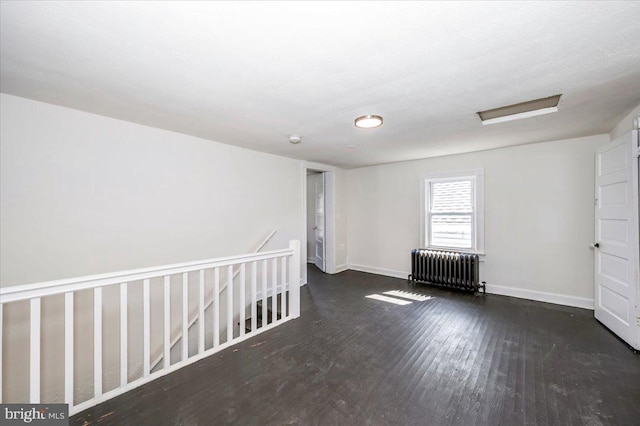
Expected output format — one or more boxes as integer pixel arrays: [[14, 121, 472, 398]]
[[383, 290, 434, 302], [365, 294, 412, 305]]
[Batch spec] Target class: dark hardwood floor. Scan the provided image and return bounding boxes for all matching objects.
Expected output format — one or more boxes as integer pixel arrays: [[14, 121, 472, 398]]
[[72, 266, 640, 425]]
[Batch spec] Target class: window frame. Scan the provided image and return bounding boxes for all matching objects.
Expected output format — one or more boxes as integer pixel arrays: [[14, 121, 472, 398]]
[[420, 169, 485, 254]]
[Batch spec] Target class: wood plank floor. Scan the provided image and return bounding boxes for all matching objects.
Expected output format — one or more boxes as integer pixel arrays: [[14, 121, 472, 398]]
[[72, 267, 640, 425]]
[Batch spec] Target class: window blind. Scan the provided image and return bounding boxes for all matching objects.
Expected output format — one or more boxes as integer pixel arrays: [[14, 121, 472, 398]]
[[430, 180, 473, 249]]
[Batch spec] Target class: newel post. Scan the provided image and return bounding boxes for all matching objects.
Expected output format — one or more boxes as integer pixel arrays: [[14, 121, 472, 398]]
[[289, 239, 301, 318]]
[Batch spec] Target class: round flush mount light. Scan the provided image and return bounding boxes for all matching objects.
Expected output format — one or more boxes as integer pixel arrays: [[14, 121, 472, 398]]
[[354, 114, 383, 129], [289, 135, 302, 144]]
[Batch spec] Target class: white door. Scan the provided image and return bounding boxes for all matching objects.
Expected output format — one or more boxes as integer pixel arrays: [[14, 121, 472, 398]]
[[594, 130, 639, 350], [314, 173, 326, 272]]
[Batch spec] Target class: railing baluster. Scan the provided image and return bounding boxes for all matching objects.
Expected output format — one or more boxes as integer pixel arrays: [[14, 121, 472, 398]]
[[164, 276, 170, 369], [281, 257, 287, 319], [227, 265, 233, 342], [143, 279, 150, 377], [214, 268, 220, 347], [239, 263, 246, 337], [182, 273, 188, 362], [94, 288, 102, 397], [30, 298, 41, 403], [251, 262, 257, 333], [261, 260, 267, 328], [119, 284, 128, 387], [64, 292, 74, 406], [0, 303, 3, 403], [272, 258, 278, 324], [289, 240, 301, 318], [198, 270, 205, 353]]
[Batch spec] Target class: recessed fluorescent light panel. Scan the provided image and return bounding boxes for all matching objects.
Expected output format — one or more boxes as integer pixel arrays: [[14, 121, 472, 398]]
[[478, 94, 562, 125]]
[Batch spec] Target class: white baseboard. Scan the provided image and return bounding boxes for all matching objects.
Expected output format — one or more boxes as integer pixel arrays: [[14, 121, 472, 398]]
[[346, 263, 594, 310], [347, 263, 408, 280], [307, 257, 315, 263], [485, 284, 594, 310], [335, 263, 348, 273]]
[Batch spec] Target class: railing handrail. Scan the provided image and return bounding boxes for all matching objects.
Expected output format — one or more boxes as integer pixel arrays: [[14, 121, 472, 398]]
[[0, 247, 293, 304], [255, 229, 277, 253], [218, 229, 276, 294]]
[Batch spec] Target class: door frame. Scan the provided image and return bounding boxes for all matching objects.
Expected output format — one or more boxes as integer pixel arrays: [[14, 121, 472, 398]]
[[313, 172, 326, 272], [301, 162, 337, 285], [633, 116, 640, 351]]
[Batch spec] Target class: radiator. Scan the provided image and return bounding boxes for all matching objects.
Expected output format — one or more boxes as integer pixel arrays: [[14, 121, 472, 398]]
[[408, 249, 485, 293]]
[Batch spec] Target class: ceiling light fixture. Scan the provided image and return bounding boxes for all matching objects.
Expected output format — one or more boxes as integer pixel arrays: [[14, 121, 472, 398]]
[[355, 114, 383, 129], [478, 94, 562, 125]]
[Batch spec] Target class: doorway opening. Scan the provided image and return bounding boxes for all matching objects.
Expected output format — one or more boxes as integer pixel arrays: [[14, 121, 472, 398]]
[[306, 170, 326, 273], [302, 163, 337, 286]]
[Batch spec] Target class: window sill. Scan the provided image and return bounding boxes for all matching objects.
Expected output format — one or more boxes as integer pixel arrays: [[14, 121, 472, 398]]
[[424, 248, 486, 261]]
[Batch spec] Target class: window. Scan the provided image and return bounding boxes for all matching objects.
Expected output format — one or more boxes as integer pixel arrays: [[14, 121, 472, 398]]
[[421, 170, 484, 253]]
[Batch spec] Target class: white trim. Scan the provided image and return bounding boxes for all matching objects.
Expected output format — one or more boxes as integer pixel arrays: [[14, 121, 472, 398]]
[[0, 247, 293, 304], [305, 161, 339, 172], [347, 263, 408, 280], [419, 168, 484, 181], [301, 161, 338, 286], [323, 171, 336, 274], [335, 264, 348, 273], [480, 106, 559, 125], [485, 284, 594, 310], [420, 168, 485, 254], [346, 264, 593, 310], [635, 128, 640, 350], [307, 257, 315, 263]]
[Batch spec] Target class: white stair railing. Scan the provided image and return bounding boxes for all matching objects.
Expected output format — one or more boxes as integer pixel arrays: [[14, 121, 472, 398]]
[[149, 229, 278, 371], [0, 240, 300, 416]]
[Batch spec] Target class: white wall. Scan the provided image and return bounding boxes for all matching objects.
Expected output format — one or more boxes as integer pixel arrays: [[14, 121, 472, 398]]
[[1, 94, 303, 285], [334, 167, 349, 271], [347, 134, 609, 308], [1, 93, 303, 403], [609, 102, 640, 140]]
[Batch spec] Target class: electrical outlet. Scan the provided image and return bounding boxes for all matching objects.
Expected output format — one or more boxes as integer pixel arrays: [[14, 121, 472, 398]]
[[339, 243, 345, 250]]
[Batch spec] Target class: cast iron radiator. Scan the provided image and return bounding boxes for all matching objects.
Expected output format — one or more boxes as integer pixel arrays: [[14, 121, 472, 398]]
[[408, 249, 485, 293]]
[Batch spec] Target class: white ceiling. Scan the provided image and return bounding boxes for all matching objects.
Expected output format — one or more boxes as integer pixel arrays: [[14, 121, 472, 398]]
[[2, 1, 640, 168]]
